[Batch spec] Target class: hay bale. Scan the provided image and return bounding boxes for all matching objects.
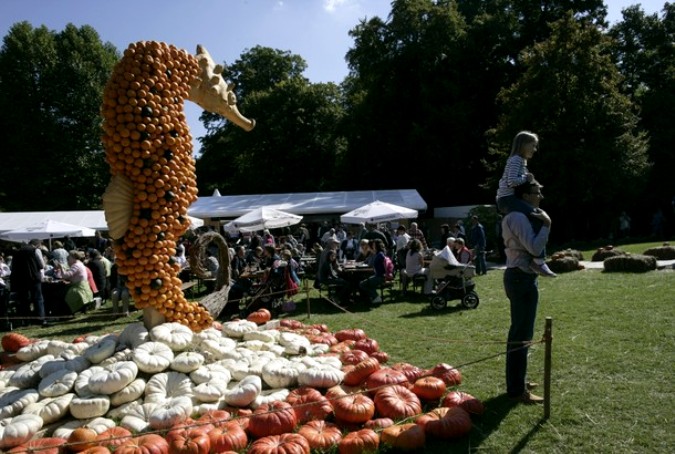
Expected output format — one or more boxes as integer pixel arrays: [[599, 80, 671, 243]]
[[591, 246, 626, 262], [547, 256, 580, 274], [551, 249, 584, 261], [642, 245, 675, 260], [603, 254, 657, 273]]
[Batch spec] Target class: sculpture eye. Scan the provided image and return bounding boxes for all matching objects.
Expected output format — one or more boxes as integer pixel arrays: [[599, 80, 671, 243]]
[[228, 91, 237, 104]]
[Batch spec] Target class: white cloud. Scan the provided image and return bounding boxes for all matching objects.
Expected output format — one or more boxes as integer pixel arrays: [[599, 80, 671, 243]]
[[324, 0, 350, 13]]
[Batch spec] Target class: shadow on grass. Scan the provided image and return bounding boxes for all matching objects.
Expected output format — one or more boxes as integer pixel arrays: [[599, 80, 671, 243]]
[[398, 303, 466, 318]]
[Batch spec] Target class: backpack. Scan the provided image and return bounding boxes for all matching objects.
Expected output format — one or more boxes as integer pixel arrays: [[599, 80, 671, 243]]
[[384, 255, 395, 281]]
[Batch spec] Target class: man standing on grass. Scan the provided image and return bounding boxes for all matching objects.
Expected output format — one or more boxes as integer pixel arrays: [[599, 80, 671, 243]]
[[501, 180, 551, 404]]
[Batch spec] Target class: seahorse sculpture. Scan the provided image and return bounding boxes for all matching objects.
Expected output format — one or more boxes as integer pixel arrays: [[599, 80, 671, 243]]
[[101, 41, 254, 331]]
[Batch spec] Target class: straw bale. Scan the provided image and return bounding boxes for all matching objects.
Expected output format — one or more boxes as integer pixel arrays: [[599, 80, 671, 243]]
[[603, 254, 657, 273], [642, 245, 675, 260], [547, 256, 581, 274], [591, 246, 626, 262]]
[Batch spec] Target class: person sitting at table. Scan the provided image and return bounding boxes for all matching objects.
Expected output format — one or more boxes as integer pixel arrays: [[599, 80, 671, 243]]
[[50, 241, 69, 268], [402, 239, 433, 295], [54, 250, 94, 314], [359, 239, 386, 304], [231, 246, 247, 281], [340, 231, 359, 261], [316, 237, 339, 284], [356, 239, 374, 266], [246, 246, 263, 269], [320, 249, 351, 305], [263, 229, 275, 246]]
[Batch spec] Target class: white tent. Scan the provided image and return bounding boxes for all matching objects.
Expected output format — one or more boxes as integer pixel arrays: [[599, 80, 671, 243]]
[[0, 219, 97, 247], [188, 189, 427, 219], [340, 200, 418, 224], [224, 207, 303, 233]]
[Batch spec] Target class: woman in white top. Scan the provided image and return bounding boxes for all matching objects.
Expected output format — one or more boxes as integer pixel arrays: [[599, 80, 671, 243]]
[[403, 239, 433, 295]]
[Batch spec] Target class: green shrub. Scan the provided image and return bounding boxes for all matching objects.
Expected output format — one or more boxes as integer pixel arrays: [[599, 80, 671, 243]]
[[603, 254, 657, 273], [642, 245, 675, 260]]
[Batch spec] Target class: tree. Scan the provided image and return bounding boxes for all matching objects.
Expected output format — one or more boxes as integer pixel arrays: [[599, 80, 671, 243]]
[[195, 47, 346, 195], [0, 22, 118, 211], [610, 3, 675, 233], [487, 13, 650, 240]]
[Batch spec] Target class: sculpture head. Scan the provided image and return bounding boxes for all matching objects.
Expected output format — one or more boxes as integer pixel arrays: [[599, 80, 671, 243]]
[[189, 44, 255, 131]]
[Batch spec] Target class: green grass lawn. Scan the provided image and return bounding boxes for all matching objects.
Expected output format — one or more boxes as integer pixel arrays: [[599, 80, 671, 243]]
[[7, 241, 674, 453]]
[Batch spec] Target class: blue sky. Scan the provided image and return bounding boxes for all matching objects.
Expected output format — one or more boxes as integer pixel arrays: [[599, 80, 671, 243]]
[[0, 0, 666, 147]]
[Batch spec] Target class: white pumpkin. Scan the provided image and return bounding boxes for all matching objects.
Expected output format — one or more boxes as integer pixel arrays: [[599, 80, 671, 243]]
[[88, 361, 138, 395], [144, 371, 193, 403], [201, 337, 237, 360], [0, 388, 40, 419], [46, 340, 71, 356], [22, 393, 74, 424], [39, 358, 65, 378], [307, 343, 331, 355], [278, 332, 311, 355], [218, 359, 250, 381], [193, 327, 223, 345], [0, 414, 43, 449], [120, 402, 158, 433], [222, 320, 258, 338], [148, 396, 192, 429], [83, 338, 117, 364], [190, 364, 231, 385], [40, 356, 90, 378], [84, 417, 116, 434], [52, 418, 87, 439], [247, 356, 273, 378], [193, 380, 229, 403], [237, 340, 268, 351], [133, 341, 174, 373], [222, 375, 262, 407], [38, 369, 78, 397], [251, 388, 290, 409], [64, 342, 90, 355], [262, 320, 282, 330], [15, 340, 50, 362], [105, 399, 141, 420], [298, 364, 345, 388], [9, 355, 55, 389], [119, 322, 149, 349], [74, 366, 105, 397], [99, 348, 134, 367], [243, 329, 280, 344], [302, 355, 343, 370], [110, 378, 146, 407], [0, 371, 13, 393], [171, 351, 205, 373], [261, 343, 286, 357], [193, 399, 227, 415], [70, 394, 111, 419], [262, 358, 305, 388], [150, 322, 194, 351]]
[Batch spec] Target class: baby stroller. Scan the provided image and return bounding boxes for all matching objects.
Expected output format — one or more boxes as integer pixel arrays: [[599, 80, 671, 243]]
[[427, 248, 479, 310]]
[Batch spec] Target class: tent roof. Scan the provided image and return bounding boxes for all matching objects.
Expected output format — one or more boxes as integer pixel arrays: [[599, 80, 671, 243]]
[[0, 210, 203, 233], [187, 189, 427, 219]]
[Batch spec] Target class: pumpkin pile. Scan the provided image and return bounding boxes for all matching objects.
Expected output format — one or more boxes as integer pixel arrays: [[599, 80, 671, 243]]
[[0, 319, 483, 452], [101, 40, 211, 331]]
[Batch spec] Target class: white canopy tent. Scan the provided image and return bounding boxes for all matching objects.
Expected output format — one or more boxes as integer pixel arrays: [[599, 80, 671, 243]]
[[188, 189, 427, 220], [223, 207, 303, 233], [0, 210, 204, 235], [340, 200, 418, 224]]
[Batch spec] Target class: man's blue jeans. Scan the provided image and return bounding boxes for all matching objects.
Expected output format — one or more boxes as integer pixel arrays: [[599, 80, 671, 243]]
[[504, 267, 539, 397], [475, 250, 487, 274]]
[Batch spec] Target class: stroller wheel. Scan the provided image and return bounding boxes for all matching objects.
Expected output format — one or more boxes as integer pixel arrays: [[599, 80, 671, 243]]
[[430, 295, 447, 310], [462, 291, 480, 309]]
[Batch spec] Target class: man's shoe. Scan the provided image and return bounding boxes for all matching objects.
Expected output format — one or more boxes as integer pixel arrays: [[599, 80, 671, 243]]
[[530, 261, 557, 277], [371, 296, 382, 304], [526, 381, 539, 390], [510, 391, 544, 404]]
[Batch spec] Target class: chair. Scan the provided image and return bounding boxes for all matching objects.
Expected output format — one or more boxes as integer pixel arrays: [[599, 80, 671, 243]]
[[412, 273, 428, 293]]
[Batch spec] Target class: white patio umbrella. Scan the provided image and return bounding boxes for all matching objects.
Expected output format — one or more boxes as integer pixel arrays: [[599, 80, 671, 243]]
[[0, 219, 97, 248], [340, 200, 418, 224], [223, 207, 303, 233]]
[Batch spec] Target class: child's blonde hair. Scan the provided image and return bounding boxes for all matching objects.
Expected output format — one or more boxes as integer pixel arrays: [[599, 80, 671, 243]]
[[510, 131, 539, 157]]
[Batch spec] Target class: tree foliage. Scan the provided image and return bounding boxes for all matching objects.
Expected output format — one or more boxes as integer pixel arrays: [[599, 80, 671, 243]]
[[488, 12, 650, 239], [196, 46, 346, 195], [0, 22, 118, 211]]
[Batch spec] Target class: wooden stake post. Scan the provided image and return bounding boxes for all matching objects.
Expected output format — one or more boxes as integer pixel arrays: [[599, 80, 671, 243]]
[[544, 316, 553, 419]]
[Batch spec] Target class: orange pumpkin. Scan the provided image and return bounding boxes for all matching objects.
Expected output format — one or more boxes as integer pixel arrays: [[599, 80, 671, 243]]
[[166, 426, 210, 454], [428, 363, 462, 386], [423, 406, 472, 439], [196, 409, 231, 429], [248, 434, 310, 454], [9, 437, 66, 454], [370, 351, 390, 364], [207, 421, 247, 453], [364, 368, 409, 395], [1, 333, 31, 353], [334, 328, 366, 342], [246, 308, 271, 324], [381, 423, 426, 451], [353, 338, 379, 354], [247, 401, 298, 438], [364, 417, 395, 430], [332, 393, 375, 424], [297, 420, 342, 451], [79, 448, 111, 454], [441, 390, 485, 416], [391, 362, 426, 383], [115, 434, 169, 454], [68, 428, 98, 452], [340, 349, 369, 365], [373, 384, 422, 420], [411, 376, 447, 401], [96, 427, 133, 448], [338, 429, 379, 454], [286, 387, 333, 424], [343, 357, 380, 386]]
